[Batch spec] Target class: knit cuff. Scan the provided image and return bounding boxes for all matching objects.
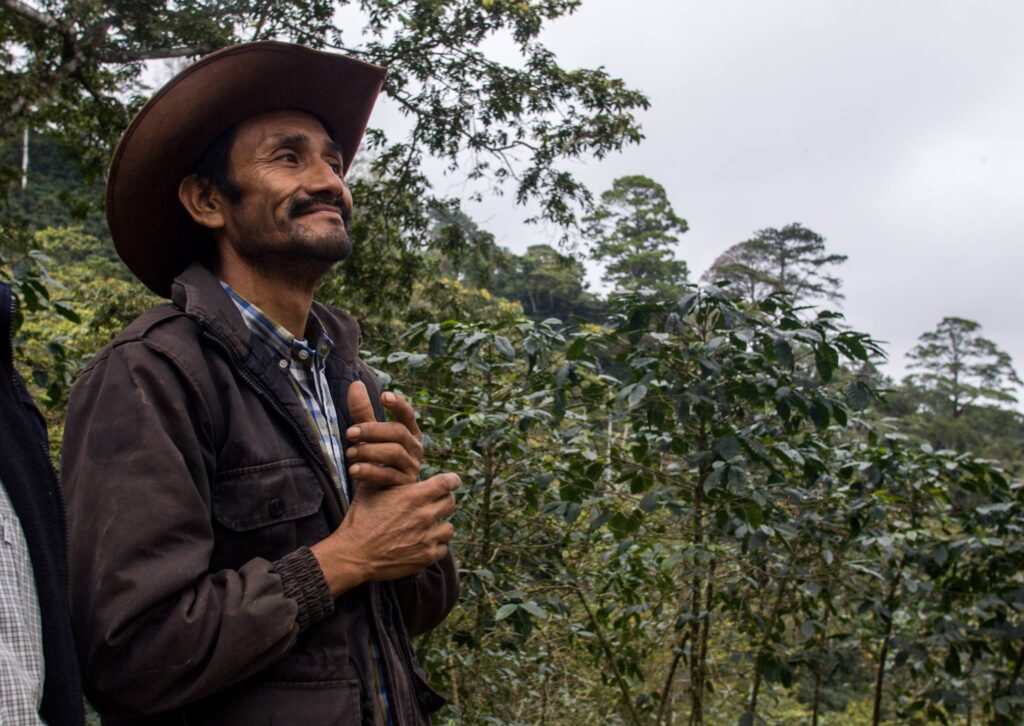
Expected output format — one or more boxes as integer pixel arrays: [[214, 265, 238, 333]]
[[274, 546, 334, 632]]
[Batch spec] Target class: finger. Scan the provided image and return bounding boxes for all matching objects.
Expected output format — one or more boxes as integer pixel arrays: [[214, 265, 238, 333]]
[[427, 542, 449, 566], [346, 422, 424, 460], [347, 380, 377, 426], [346, 443, 420, 478], [381, 391, 422, 441], [421, 472, 461, 500], [425, 493, 456, 521], [348, 462, 417, 488], [430, 521, 455, 545]]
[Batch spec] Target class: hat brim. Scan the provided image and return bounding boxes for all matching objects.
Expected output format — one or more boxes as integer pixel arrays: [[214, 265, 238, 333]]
[[106, 41, 386, 298]]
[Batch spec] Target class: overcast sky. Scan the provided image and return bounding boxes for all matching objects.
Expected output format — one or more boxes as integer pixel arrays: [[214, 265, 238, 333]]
[[380, 0, 1023, 394]]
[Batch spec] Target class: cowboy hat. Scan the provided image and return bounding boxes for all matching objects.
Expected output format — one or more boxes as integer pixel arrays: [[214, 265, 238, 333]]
[[105, 41, 386, 297]]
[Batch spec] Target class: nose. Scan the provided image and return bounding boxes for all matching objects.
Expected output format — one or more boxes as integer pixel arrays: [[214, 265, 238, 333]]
[[304, 157, 347, 200]]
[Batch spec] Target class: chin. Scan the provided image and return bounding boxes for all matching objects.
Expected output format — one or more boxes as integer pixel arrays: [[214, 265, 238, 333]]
[[290, 228, 352, 263]]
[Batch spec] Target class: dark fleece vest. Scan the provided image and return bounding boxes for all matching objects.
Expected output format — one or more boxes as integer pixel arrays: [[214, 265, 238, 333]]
[[0, 282, 84, 725]]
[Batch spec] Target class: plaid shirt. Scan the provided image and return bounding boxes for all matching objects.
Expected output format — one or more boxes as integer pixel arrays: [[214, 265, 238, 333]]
[[221, 283, 350, 507], [0, 479, 46, 725], [221, 283, 394, 723]]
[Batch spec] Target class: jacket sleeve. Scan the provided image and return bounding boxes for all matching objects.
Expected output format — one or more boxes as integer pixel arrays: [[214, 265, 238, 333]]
[[390, 552, 459, 637], [61, 338, 331, 718]]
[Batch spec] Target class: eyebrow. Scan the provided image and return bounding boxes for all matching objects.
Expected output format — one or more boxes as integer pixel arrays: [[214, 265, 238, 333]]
[[267, 133, 345, 158]]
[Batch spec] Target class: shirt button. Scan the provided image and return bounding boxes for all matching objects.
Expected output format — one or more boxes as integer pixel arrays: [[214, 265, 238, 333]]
[[298, 349, 310, 360], [278, 359, 289, 370], [268, 497, 285, 518]]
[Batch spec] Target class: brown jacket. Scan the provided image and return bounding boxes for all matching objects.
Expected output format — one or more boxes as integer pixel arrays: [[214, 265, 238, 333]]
[[62, 263, 457, 726]]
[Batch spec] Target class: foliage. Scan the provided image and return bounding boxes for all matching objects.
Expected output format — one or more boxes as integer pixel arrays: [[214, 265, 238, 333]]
[[1, 0, 647, 230], [377, 286, 1024, 725], [585, 175, 689, 296], [4, 8, 1023, 725], [703, 223, 846, 304], [0, 229, 84, 418], [906, 316, 1022, 419], [489, 243, 605, 320]]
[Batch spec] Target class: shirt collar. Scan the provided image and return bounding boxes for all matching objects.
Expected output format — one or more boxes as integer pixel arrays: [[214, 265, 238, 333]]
[[219, 281, 334, 363]]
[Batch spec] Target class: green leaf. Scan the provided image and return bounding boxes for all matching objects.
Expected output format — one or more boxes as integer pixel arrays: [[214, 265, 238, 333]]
[[773, 337, 794, 369], [744, 501, 764, 528], [703, 465, 725, 493], [54, 301, 80, 323], [678, 292, 698, 315], [627, 383, 648, 408], [495, 604, 518, 621], [638, 490, 659, 513], [809, 399, 830, 430], [844, 381, 872, 411], [493, 335, 514, 361], [713, 435, 742, 461], [520, 601, 547, 620], [566, 336, 587, 360], [814, 345, 836, 382], [555, 362, 571, 388], [944, 647, 961, 675], [428, 330, 447, 357]]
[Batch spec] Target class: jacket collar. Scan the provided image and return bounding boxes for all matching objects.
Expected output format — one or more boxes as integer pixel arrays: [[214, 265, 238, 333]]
[[169, 262, 361, 365]]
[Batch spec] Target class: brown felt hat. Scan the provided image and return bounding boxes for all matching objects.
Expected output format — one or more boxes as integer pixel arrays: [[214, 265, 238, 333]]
[[105, 41, 387, 297]]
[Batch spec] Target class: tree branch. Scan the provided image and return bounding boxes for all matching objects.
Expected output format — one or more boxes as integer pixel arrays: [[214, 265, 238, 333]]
[[94, 44, 217, 63], [2, 0, 62, 31]]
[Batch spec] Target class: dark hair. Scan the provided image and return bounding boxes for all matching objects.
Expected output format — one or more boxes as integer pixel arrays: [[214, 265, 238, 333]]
[[190, 124, 241, 202]]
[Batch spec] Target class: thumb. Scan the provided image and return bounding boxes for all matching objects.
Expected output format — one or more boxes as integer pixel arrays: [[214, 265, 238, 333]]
[[347, 380, 377, 425]]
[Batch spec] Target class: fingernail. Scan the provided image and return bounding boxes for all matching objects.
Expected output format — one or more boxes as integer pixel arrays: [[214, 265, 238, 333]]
[[350, 464, 362, 476], [347, 427, 361, 439], [346, 446, 357, 458], [384, 392, 396, 404]]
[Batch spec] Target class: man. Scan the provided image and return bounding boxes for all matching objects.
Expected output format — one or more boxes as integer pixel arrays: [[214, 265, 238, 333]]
[[61, 42, 459, 725], [0, 281, 84, 725]]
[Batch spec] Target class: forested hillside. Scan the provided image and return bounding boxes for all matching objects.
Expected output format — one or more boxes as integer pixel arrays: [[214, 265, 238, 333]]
[[2, 2, 1022, 723]]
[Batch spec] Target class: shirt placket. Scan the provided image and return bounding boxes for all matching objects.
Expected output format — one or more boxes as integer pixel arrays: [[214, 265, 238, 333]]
[[289, 342, 349, 509]]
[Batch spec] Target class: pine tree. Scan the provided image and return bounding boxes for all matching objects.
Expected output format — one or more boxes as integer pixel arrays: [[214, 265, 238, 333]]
[[585, 175, 688, 296]]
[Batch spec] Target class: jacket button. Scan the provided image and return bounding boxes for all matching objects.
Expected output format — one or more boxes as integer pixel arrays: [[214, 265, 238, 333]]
[[268, 497, 285, 518]]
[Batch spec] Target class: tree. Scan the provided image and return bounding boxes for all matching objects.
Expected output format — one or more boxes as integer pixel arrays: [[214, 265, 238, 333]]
[[906, 317, 1021, 419], [428, 201, 513, 292], [1, 0, 648, 230], [704, 223, 846, 304], [585, 175, 688, 296], [490, 243, 596, 320]]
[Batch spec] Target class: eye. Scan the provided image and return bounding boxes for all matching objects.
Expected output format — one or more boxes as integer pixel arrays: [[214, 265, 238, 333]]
[[275, 151, 299, 164], [327, 159, 342, 175]]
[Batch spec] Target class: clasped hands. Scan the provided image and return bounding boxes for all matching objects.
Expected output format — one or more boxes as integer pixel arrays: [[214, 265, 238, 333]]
[[311, 380, 459, 598]]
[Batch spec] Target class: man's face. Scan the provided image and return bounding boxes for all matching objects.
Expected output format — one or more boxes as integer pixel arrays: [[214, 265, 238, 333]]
[[216, 109, 354, 276]]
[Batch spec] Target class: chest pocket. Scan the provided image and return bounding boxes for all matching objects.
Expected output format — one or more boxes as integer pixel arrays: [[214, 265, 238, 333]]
[[210, 460, 328, 569]]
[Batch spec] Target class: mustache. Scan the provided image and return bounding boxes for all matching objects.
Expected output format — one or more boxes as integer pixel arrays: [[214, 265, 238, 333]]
[[289, 195, 352, 223]]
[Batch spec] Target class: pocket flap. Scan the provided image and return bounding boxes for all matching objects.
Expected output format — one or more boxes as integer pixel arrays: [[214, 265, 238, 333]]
[[213, 462, 324, 531]]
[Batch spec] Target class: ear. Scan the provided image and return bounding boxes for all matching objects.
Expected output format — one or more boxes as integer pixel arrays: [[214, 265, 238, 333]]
[[178, 175, 226, 231]]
